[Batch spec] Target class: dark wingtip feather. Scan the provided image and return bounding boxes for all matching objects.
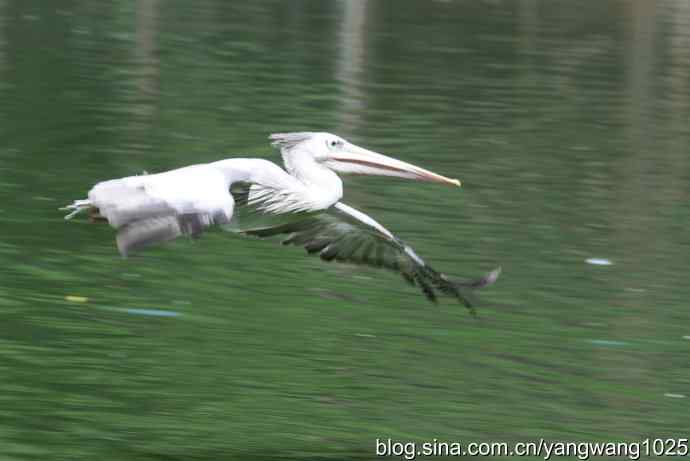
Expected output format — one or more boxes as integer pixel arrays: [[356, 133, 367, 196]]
[[319, 244, 340, 261], [411, 265, 501, 313], [401, 271, 415, 286], [305, 239, 331, 254], [457, 266, 502, 289], [450, 267, 501, 313], [415, 273, 438, 304]]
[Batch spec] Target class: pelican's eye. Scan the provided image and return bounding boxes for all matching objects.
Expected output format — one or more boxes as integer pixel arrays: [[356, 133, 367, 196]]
[[327, 139, 343, 149]]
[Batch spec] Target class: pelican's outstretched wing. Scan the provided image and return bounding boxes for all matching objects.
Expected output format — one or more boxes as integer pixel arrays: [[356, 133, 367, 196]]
[[239, 202, 499, 310]]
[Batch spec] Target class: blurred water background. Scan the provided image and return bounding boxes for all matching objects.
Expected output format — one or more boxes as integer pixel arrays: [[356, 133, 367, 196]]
[[1, 0, 689, 459]]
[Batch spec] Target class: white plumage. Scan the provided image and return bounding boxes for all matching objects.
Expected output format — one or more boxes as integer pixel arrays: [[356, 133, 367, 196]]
[[62, 132, 497, 307]]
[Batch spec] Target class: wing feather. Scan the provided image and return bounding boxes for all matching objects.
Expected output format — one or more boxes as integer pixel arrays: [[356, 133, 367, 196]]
[[238, 201, 499, 310]]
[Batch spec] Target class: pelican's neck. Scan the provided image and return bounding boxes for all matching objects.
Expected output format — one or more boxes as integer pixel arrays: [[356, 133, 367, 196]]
[[210, 157, 342, 210], [283, 149, 343, 206]]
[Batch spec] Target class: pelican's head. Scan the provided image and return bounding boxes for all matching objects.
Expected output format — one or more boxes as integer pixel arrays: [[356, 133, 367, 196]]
[[269, 132, 461, 187]]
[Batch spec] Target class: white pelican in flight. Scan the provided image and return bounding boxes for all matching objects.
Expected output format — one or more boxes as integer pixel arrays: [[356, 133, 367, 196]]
[[62, 132, 499, 310]]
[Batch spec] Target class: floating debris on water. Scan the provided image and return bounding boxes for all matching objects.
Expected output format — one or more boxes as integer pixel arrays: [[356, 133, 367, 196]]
[[582, 322, 607, 328], [571, 145, 593, 151], [355, 333, 376, 338], [65, 295, 88, 303], [123, 308, 181, 317], [309, 288, 364, 303], [587, 339, 630, 347], [95, 305, 182, 318], [664, 393, 686, 399], [586, 258, 612, 266]]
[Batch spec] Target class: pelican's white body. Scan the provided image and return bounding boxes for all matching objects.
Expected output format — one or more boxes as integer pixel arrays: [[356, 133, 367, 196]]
[[85, 157, 340, 229], [89, 163, 235, 228], [63, 132, 461, 256]]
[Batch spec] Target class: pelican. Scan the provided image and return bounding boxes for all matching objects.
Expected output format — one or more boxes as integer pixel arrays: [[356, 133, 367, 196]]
[[62, 132, 499, 310]]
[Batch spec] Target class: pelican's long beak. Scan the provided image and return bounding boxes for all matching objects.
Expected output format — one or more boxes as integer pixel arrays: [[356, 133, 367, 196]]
[[329, 143, 461, 187]]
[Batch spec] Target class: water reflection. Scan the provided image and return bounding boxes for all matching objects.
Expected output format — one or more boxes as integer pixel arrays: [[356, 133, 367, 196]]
[[0, 0, 5, 78], [336, 0, 368, 134]]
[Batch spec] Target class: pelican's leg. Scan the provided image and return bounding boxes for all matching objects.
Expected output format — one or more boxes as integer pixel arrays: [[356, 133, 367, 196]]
[[60, 199, 92, 220]]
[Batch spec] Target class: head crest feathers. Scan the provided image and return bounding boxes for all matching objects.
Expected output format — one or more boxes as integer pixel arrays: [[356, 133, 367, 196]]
[[268, 132, 316, 150]]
